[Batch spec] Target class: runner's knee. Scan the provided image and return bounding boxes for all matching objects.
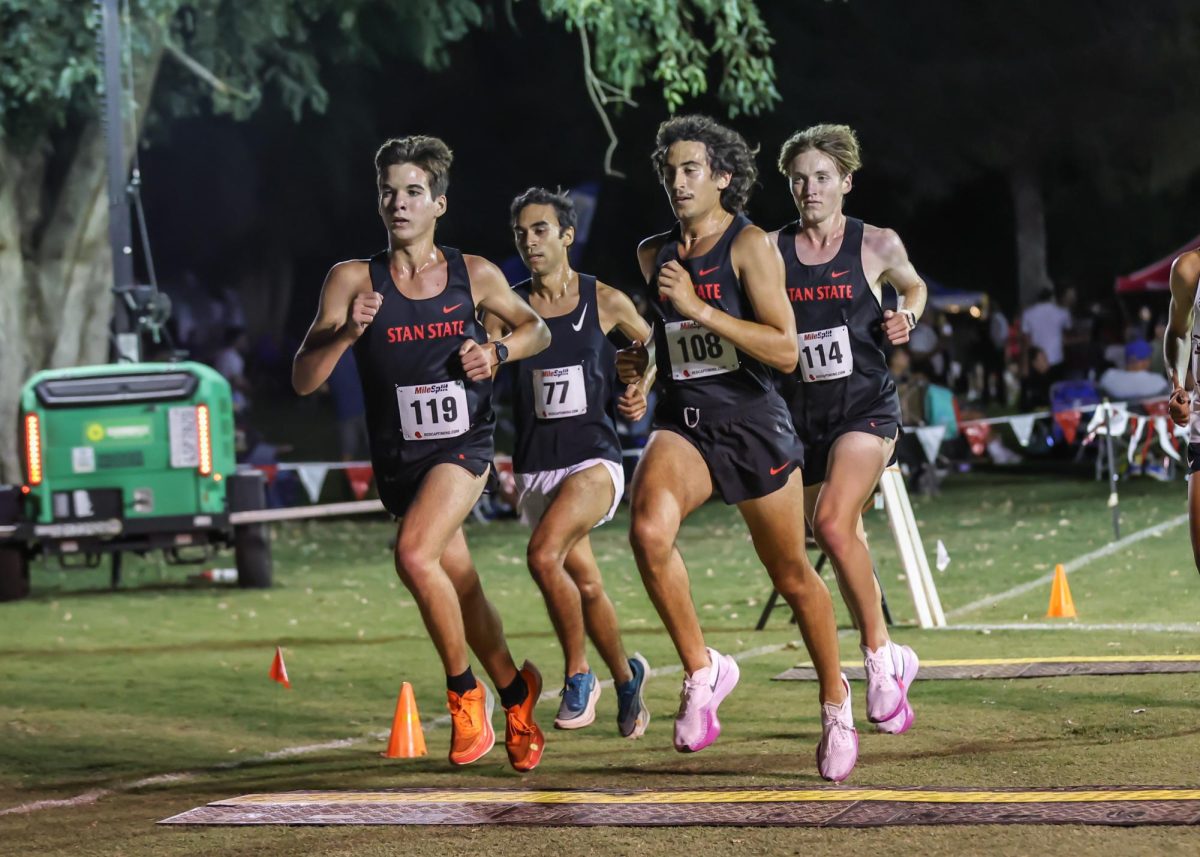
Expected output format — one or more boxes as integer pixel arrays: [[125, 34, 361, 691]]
[[812, 507, 858, 559], [575, 577, 604, 604], [526, 540, 563, 587], [629, 512, 674, 564], [394, 538, 440, 590]]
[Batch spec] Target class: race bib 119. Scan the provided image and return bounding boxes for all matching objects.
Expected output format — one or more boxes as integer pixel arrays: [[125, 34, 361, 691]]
[[396, 381, 470, 440]]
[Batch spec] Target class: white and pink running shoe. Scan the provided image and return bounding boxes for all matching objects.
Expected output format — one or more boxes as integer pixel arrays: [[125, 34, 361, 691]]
[[817, 673, 858, 783], [863, 641, 919, 734], [673, 647, 740, 753]]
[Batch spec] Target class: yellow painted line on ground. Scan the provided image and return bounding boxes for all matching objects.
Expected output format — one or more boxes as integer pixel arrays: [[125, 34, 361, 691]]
[[225, 788, 1200, 807]]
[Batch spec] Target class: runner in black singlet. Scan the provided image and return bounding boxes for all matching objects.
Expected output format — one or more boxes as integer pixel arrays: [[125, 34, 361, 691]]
[[292, 136, 550, 772], [485, 187, 655, 738], [1164, 247, 1200, 574], [772, 124, 928, 736], [618, 115, 858, 782]]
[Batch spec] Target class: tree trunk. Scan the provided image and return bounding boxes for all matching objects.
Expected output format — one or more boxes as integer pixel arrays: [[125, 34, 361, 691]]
[[1010, 163, 1055, 308], [0, 44, 163, 484]]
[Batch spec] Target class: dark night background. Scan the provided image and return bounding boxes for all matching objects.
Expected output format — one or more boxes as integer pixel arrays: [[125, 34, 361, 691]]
[[135, 1, 1200, 354]]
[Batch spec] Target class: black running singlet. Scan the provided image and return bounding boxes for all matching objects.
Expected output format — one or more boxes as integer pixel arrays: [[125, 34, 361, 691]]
[[776, 217, 899, 427], [510, 274, 621, 473], [353, 247, 495, 467], [648, 213, 774, 414]]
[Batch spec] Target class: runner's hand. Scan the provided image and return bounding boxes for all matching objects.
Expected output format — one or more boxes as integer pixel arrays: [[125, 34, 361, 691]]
[[460, 339, 497, 381], [617, 339, 650, 385], [657, 261, 705, 320], [1169, 381, 1190, 427], [617, 383, 648, 422], [881, 309, 911, 345], [343, 291, 383, 340]]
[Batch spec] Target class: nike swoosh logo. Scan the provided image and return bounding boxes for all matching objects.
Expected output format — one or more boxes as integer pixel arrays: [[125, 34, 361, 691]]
[[769, 462, 790, 476], [697, 266, 720, 277], [571, 303, 588, 332], [442, 303, 463, 314], [831, 269, 850, 278]]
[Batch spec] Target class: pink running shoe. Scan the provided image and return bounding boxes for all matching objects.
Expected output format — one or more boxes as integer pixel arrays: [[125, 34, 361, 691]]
[[863, 641, 919, 733], [817, 674, 858, 783], [673, 647, 740, 752]]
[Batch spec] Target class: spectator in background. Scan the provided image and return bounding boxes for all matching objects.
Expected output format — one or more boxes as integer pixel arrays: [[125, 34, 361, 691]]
[[1098, 339, 1170, 402], [213, 326, 252, 412], [1020, 346, 1054, 411], [326, 349, 370, 461], [1020, 288, 1072, 377], [1150, 317, 1168, 376]]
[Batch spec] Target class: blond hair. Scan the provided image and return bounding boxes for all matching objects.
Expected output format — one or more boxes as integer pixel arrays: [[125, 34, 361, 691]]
[[777, 124, 861, 177]]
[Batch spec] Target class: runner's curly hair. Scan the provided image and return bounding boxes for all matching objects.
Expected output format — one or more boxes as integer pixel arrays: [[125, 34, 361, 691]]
[[777, 124, 862, 178], [374, 136, 453, 197], [651, 115, 759, 214]]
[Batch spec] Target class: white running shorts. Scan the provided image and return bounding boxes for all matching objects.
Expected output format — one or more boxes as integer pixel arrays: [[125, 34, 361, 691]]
[[514, 458, 624, 528]]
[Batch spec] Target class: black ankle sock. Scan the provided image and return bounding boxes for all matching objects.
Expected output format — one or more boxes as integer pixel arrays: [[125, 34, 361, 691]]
[[446, 666, 476, 696], [498, 671, 528, 709]]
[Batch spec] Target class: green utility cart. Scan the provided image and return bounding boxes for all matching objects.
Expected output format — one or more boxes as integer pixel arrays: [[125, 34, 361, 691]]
[[0, 362, 272, 601]]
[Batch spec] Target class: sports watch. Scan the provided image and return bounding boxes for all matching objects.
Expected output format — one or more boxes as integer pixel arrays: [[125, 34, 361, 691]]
[[900, 309, 918, 331], [492, 341, 509, 364]]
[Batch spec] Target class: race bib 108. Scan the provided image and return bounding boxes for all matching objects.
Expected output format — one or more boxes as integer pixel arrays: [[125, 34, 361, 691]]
[[665, 320, 739, 380], [396, 381, 470, 440]]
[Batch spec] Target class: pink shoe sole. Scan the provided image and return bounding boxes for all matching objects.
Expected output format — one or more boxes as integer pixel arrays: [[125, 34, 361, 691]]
[[675, 656, 741, 753], [868, 646, 920, 725]]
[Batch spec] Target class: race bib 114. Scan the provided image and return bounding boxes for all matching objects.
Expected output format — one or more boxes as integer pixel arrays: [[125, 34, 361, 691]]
[[798, 324, 853, 382]]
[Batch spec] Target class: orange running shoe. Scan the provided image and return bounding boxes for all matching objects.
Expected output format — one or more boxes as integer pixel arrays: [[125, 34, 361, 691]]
[[504, 660, 545, 772], [447, 681, 496, 766]]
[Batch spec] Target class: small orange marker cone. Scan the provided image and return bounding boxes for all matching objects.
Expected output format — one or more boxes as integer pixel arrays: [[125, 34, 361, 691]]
[[269, 646, 291, 689], [1046, 564, 1077, 618], [382, 682, 427, 758]]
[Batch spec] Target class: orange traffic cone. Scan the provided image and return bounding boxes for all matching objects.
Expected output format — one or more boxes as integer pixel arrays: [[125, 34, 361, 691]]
[[1046, 564, 1077, 618], [382, 682, 427, 758], [269, 646, 291, 689]]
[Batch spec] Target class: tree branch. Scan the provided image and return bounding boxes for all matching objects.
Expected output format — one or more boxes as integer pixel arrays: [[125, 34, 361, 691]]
[[163, 40, 253, 101]]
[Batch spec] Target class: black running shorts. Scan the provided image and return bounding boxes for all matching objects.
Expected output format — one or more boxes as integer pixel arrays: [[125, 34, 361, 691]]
[[653, 392, 804, 505], [1188, 442, 1200, 475], [800, 413, 900, 487], [374, 423, 494, 518]]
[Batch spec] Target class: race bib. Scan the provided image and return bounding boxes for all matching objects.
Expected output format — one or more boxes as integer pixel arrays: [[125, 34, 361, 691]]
[[396, 381, 469, 440], [798, 324, 853, 382], [665, 320, 739, 380], [533, 365, 587, 419]]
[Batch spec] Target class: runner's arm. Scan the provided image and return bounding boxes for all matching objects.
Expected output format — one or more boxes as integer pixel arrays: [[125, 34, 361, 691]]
[[598, 282, 657, 396], [1165, 252, 1200, 390], [691, 225, 796, 373], [292, 262, 375, 396], [468, 255, 550, 371], [875, 229, 927, 346]]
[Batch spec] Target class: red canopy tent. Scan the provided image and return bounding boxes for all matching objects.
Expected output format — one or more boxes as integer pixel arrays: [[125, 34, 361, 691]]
[[1115, 234, 1200, 293]]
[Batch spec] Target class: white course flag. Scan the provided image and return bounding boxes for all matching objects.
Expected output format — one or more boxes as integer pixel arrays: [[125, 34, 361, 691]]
[[936, 539, 951, 572], [1009, 414, 1036, 447], [916, 425, 947, 463], [296, 464, 331, 504]]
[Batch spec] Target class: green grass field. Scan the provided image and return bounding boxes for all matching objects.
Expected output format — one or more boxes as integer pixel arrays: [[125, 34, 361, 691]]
[[2, 471, 1198, 855]]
